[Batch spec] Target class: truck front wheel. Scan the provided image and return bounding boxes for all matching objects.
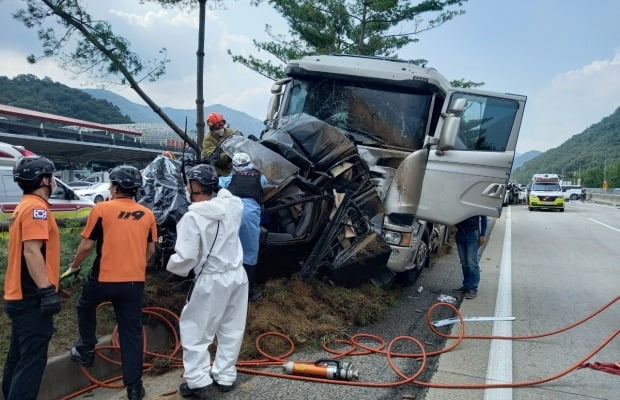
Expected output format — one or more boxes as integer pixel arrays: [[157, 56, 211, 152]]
[[429, 224, 447, 254], [396, 229, 430, 286]]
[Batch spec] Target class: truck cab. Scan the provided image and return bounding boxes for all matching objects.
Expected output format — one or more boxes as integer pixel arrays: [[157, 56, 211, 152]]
[[265, 54, 526, 281]]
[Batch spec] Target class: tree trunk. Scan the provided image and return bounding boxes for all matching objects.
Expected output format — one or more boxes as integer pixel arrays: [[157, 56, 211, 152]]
[[195, 0, 207, 155]]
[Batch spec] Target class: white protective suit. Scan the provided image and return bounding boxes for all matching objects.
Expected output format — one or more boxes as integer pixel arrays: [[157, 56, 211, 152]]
[[166, 188, 248, 389]]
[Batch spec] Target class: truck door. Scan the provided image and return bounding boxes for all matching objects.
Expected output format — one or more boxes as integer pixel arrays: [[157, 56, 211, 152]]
[[385, 90, 526, 226]]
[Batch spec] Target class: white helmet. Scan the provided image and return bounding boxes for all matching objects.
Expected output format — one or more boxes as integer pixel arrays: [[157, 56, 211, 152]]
[[232, 152, 253, 171]]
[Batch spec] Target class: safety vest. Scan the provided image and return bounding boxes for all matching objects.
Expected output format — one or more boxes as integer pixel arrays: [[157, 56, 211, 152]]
[[228, 169, 262, 204]]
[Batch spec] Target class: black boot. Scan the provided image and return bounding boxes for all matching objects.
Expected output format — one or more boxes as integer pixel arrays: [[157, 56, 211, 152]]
[[127, 385, 145, 400], [70, 346, 94, 367], [179, 382, 209, 398]]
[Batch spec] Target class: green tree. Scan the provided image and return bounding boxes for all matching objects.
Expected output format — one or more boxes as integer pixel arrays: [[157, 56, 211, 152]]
[[0, 74, 133, 123], [230, 0, 477, 87], [14, 0, 205, 152]]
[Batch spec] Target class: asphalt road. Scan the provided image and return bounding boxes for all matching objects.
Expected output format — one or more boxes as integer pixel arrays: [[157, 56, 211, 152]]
[[71, 200, 620, 400], [427, 200, 619, 400]]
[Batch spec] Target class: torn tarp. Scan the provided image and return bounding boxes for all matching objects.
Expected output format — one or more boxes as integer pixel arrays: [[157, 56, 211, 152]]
[[143, 114, 392, 287], [137, 155, 189, 269]]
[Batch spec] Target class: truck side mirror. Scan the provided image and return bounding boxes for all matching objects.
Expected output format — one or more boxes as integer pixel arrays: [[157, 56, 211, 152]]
[[437, 98, 466, 152], [266, 78, 291, 121]]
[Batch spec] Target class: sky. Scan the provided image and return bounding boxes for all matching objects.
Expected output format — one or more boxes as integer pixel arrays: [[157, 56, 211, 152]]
[[1, 0, 620, 154]]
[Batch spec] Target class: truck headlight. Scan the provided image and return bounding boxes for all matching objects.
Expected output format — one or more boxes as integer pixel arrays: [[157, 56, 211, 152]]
[[383, 231, 412, 246]]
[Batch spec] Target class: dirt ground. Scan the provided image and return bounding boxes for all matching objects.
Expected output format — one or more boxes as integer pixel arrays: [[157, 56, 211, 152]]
[[140, 271, 402, 363], [1, 228, 451, 370]]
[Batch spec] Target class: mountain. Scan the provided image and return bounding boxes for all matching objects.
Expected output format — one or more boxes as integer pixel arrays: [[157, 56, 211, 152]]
[[512, 106, 620, 185], [513, 150, 541, 169], [0, 75, 132, 123], [83, 89, 265, 137]]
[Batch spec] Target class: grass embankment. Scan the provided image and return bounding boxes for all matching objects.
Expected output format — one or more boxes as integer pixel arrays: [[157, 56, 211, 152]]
[[1, 225, 402, 369]]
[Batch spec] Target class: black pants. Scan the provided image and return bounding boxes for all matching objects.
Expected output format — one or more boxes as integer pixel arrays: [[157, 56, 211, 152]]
[[75, 280, 144, 389], [3, 298, 53, 400]]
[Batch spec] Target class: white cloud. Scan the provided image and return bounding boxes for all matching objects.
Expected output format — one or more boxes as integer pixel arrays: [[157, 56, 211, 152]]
[[219, 32, 254, 53], [109, 7, 216, 30], [0, 49, 94, 87], [109, 9, 169, 28], [517, 49, 620, 153], [170, 11, 200, 29]]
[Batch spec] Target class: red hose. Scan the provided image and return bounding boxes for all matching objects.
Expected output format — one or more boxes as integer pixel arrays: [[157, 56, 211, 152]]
[[59, 296, 619, 398]]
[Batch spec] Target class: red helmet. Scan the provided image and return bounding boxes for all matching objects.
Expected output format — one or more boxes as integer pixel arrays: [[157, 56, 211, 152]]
[[207, 112, 225, 128]]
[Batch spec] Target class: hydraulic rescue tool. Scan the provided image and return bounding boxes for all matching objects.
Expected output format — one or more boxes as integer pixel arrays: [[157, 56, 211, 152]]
[[283, 359, 359, 380]]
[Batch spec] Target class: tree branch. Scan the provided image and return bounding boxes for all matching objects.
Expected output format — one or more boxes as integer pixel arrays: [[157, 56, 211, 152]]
[[39, 0, 198, 152]]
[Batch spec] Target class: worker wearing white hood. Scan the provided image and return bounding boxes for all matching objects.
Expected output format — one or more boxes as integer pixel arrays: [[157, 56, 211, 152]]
[[166, 164, 248, 396]]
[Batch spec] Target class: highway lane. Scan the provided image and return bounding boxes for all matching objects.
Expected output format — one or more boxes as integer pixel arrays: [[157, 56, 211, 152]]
[[428, 201, 619, 400], [511, 202, 619, 400]]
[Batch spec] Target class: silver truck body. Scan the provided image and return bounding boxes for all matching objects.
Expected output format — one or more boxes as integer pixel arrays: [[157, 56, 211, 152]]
[[265, 54, 526, 282]]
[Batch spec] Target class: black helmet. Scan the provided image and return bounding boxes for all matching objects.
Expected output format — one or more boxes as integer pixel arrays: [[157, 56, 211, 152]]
[[13, 156, 56, 182], [109, 165, 143, 189], [187, 164, 218, 190]]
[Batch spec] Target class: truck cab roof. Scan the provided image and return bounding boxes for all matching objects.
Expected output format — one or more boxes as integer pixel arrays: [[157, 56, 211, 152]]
[[286, 54, 452, 93]]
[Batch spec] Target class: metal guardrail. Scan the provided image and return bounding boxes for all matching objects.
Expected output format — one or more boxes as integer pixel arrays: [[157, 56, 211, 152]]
[[589, 193, 620, 206], [586, 187, 620, 195]]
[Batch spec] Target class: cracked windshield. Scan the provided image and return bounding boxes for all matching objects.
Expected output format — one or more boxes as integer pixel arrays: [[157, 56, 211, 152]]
[[284, 78, 433, 150]]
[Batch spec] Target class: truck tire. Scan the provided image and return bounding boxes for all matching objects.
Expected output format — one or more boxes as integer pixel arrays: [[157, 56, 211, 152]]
[[396, 229, 429, 287], [528, 207, 533, 211], [560, 208, 565, 212], [429, 224, 446, 254]]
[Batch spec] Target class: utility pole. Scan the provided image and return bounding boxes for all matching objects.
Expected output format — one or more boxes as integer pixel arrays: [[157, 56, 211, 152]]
[[603, 155, 608, 192]]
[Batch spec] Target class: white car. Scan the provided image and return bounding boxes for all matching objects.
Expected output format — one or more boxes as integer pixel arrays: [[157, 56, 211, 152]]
[[0, 142, 37, 167], [75, 182, 110, 203], [561, 185, 583, 200]]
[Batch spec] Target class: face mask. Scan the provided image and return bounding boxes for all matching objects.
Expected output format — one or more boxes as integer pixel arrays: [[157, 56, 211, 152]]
[[214, 128, 225, 137]]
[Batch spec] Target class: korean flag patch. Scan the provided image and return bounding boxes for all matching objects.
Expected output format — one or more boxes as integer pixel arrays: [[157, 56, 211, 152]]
[[33, 209, 48, 220]]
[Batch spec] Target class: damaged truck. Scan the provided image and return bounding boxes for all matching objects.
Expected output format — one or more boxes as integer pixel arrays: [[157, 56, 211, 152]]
[[143, 54, 526, 288]]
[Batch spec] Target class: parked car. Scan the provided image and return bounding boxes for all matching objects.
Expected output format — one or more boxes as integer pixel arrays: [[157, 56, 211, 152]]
[[561, 184, 583, 200], [67, 180, 94, 189], [74, 182, 110, 203], [0, 142, 37, 167], [84, 171, 110, 184], [0, 166, 94, 222]]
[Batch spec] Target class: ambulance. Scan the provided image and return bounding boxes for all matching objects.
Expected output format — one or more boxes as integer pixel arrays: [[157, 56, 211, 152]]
[[528, 173, 565, 212]]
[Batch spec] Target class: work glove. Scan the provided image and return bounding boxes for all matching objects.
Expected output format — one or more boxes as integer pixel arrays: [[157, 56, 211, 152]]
[[38, 285, 61, 316]]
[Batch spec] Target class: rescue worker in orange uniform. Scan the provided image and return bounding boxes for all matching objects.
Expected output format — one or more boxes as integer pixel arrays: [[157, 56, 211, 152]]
[[200, 112, 238, 175], [2, 156, 61, 400], [66, 165, 157, 400]]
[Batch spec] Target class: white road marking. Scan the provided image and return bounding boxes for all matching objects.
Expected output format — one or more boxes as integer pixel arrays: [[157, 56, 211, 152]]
[[587, 217, 620, 233], [484, 207, 513, 400]]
